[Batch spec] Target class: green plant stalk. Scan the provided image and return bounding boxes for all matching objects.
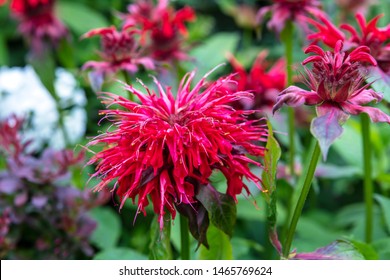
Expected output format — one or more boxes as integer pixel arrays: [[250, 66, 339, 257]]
[[180, 214, 190, 260], [122, 70, 135, 102], [283, 141, 321, 258], [361, 113, 373, 243], [281, 21, 296, 181]]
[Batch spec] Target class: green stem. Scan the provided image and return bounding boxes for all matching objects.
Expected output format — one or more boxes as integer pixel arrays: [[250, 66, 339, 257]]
[[283, 141, 321, 258], [361, 113, 373, 243], [180, 214, 190, 260], [281, 21, 296, 181], [122, 70, 134, 102]]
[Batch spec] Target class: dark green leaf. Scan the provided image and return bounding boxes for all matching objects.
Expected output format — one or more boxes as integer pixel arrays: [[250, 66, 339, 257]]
[[372, 238, 390, 260], [57, 1, 109, 36], [149, 214, 173, 260], [196, 184, 236, 238], [199, 223, 233, 260], [89, 207, 122, 250], [93, 248, 147, 260]]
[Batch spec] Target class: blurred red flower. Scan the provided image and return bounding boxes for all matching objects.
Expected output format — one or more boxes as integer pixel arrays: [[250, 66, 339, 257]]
[[224, 51, 286, 111], [122, 0, 195, 62], [257, 0, 326, 34], [7, 0, 68, 53]]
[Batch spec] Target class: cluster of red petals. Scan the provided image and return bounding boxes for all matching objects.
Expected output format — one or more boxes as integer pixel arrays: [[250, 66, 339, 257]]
[[224, 51, 286, 111], [7, 0, 68, 53], [122, 0, 196, 62], [256, 0, 327, 34], [273, 40, 390, 123], [82, 26, 155, 78], [87, 70, 268, 228], [307, 13, 390, 77]]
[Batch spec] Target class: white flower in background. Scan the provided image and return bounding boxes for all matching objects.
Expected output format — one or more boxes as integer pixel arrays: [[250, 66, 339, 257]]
[[0, 66, 87, 151]]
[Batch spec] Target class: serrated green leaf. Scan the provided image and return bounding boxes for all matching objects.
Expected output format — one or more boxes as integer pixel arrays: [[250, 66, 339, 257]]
[[93, 248, 147, 260], [196, 184, 236, 238], [374, 194, 390, 233], [262, 121, 281, 201], [149, 214, 173, 260], [199, 223, 233, 260], [89, 207, 122, 250], [57, 1, 109, 36]]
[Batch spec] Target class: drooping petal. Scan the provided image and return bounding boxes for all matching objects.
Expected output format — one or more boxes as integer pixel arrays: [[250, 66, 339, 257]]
[[341, 103, 390, 123], [273, 86, 322, 114]]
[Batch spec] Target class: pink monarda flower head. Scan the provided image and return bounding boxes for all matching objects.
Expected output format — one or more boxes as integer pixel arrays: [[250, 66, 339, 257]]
[[256, 0, 326, 34], [225, 51, 286, 111], [273, 41, 390, 159], [307, 13, 390, 84], [122, 0, 196, 63], [8, 0, 68, 53], [87, 67, 268, 228], [82, 26, 155, 91]]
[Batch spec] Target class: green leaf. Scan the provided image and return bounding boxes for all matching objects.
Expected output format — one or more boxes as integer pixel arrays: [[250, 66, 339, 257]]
[[293, 240, 365, 260], [262, 121, 282, 254], [183, 32, 239, 78], [93, 248, 148, 260], [366, 66, 390, 102], [199, 223, 233, 260], [57, 1, 109, 36], [196, 184, 236, 238], [372, 238, 390, 260], [231, 237, 264, 260], [348, 239, 379, 260], [56, 39, 76, 69], [89, 207, 122, 250], [29, 49, 56, 97], [262, 121, 281, 202], [149, 214, 173, 260], [0, 34, 8, 65], [374, 194, 390, 233]]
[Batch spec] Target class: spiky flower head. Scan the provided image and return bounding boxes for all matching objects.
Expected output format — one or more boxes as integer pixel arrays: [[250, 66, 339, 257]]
[[307, 13, 390, 83], [87, 68, 268, 228], [273, 41, 390, 158]]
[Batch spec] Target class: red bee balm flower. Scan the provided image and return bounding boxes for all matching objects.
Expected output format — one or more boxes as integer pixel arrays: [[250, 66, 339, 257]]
[[307, 13, 390, 84], [122, 0, 195, 62], [8, 0, 68, 53], [225, 51, 286, 111], [257, 0, 326, 34], [88, 69, 268, 228], [273, 41, 390, 159], [82, 26, 155, 90]]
